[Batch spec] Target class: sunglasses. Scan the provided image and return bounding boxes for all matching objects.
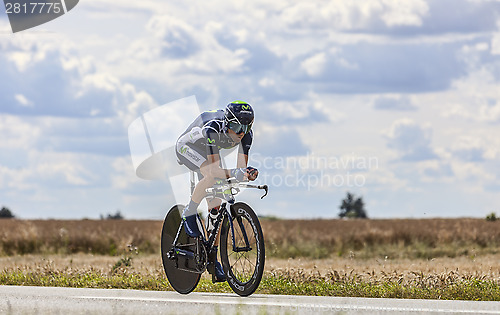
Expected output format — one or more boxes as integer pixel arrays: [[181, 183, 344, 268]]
[[228, 121, 251, 134]]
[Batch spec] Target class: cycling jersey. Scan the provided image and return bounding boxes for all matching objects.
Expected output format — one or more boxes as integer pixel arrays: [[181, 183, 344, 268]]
[[176, 110, 253, 170]]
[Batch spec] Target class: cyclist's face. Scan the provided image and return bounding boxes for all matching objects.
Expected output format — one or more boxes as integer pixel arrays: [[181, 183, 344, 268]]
[[227, 128, 244, 142]]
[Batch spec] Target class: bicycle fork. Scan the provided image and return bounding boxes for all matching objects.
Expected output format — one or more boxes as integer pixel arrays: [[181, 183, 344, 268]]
[[226, 203, 252, 253]]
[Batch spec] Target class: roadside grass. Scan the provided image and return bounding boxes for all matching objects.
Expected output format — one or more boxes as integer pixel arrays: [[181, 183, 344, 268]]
[[1, 269, 499, 301]]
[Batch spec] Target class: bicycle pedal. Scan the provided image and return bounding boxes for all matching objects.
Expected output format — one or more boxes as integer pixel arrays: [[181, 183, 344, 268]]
[[211, 273, 226, 283]]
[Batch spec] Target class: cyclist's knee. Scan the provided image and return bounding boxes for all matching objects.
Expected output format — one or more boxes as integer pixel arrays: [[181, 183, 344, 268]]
[[207, 198, 221, 211], [200, 169, 217, 186], [200, 162, 214, 179]]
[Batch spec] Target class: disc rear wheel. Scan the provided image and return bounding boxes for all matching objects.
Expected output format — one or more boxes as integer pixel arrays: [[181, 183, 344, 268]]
[[161, 205, 201, 294]]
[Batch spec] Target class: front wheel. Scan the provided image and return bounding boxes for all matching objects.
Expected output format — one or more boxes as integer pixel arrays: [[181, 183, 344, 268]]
[[220, 202, 265, 297]]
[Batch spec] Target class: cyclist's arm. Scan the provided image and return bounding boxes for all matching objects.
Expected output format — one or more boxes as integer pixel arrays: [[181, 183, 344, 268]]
[[202, 123, 228, 178], [237, 153, 248, 168], [204, 153, 254, 181], [237, 131, 252, 168], [204, 153, 232, 179], [237, 131, 258, 180]]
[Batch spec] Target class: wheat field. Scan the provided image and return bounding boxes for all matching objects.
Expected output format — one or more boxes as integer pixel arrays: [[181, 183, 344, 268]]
[[0, 218, 498, 259], [1, 218, 499, 299]]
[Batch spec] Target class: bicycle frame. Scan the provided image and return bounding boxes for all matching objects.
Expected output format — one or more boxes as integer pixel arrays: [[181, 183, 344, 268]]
[[170, 171, 268, 268], [205, 180, 268, 252]]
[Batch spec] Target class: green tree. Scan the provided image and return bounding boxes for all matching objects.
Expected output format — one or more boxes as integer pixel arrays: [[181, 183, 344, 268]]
[[101, 210, 124, 220], [486, 212, 497, 222], [0, 206, 15, 219], [339, 192, 368, 219]]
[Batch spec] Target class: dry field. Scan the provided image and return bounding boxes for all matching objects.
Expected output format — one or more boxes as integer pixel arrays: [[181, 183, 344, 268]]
[[1, 219, 500, 299], [0, 220, 162, 255], [0, 218, 499, 285], [0, 218, 499, 259], [261, 218, 500, 259]]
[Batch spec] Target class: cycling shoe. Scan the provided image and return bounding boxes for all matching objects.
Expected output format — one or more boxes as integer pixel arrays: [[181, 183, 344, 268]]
[[182, 213, 201, 238]]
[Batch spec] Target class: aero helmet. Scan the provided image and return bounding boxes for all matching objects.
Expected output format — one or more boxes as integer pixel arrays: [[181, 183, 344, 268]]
[[224, 101, 254, 134]]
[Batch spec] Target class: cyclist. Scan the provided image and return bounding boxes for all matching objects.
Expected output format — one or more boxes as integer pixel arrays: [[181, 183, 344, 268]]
[[175, 101, 259, 282]]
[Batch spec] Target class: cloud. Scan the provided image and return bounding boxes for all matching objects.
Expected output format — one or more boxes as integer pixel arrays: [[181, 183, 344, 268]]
[[301, 52, 328, 77], [418, 160, 454, 179], [252, 123, 310, 158], [420, 0, 500, 35], [0, 115, 41, 150], [147, 16, 200, 58], [0, 36, 157, 121], [257, 100, 332, 126], [294, 40, 467, 93], [492, 23, 500, 55], [124, 16, 251, 76], [373, 95, 417, 111], [211, 23, 283, 73], [3, 0, 500, 219], [384, 118, 437, 161], [279, 0, 499, 36], [93, 0, 498, 103], [380, 0, 429, 28], [452, 161, 495, 184], [0, 33, 165, 161], [443, 68, 500, 123], [450, 136, 486, 162], [0, 150, 104, 193], [280, 0, 429, 32]]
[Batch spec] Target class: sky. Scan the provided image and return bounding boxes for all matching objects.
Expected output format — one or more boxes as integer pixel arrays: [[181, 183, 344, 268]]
[[1, 0, 500, 219]]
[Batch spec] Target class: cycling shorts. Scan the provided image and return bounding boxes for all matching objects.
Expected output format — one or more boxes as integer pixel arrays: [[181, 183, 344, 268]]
[[176, 135, 207, 172]]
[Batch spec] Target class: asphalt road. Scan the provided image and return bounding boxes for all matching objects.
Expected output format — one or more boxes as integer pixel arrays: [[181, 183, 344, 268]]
[[0, 285, 499, 314]]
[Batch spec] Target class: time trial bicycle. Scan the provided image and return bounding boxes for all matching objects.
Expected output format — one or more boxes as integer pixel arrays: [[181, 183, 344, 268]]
[[161, 171, 268, 296]]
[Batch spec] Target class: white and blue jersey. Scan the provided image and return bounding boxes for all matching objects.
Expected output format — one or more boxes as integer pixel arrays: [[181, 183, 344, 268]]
[[176, 110, 253, 170]]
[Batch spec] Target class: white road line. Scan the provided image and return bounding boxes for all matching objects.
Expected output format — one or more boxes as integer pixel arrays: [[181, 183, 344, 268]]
[[73, 295, 499, 314]]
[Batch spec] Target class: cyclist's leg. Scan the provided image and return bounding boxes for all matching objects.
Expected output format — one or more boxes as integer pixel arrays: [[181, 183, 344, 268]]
[[206, 196, 226, 282], [190, 165, 225, 282], [192, 161, 217, 203], [176, 141, 225, 281], [206, 198, 223, 249], [206, 197, 222, 236], [176, 142, 211, 237]]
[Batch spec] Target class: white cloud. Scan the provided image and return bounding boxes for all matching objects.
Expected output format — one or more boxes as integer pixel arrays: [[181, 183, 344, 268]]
[[0, 150, 97, 192], [452, 161, 495, 183], [146, 16, 200, 58], [417, 160, 454, 181], [2, 0, 500, 219], [492, 26, 500, 55], [0, 115, 41, 149], [292, 39, 466, 93], [258, 77, 276, 88], [121, 15, 249, 75], [280, 0, 428, 31], [365, 167, 408, 191], [444, 68, 500, 123], [0, 34, 158, 121], [380, 0, 429, 27], [384, 118, 437, 161], [450, 136, 486, 162], [301, 52, 326, 77], [14, 94, 33, 107], [373, 95, 417, 111]]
